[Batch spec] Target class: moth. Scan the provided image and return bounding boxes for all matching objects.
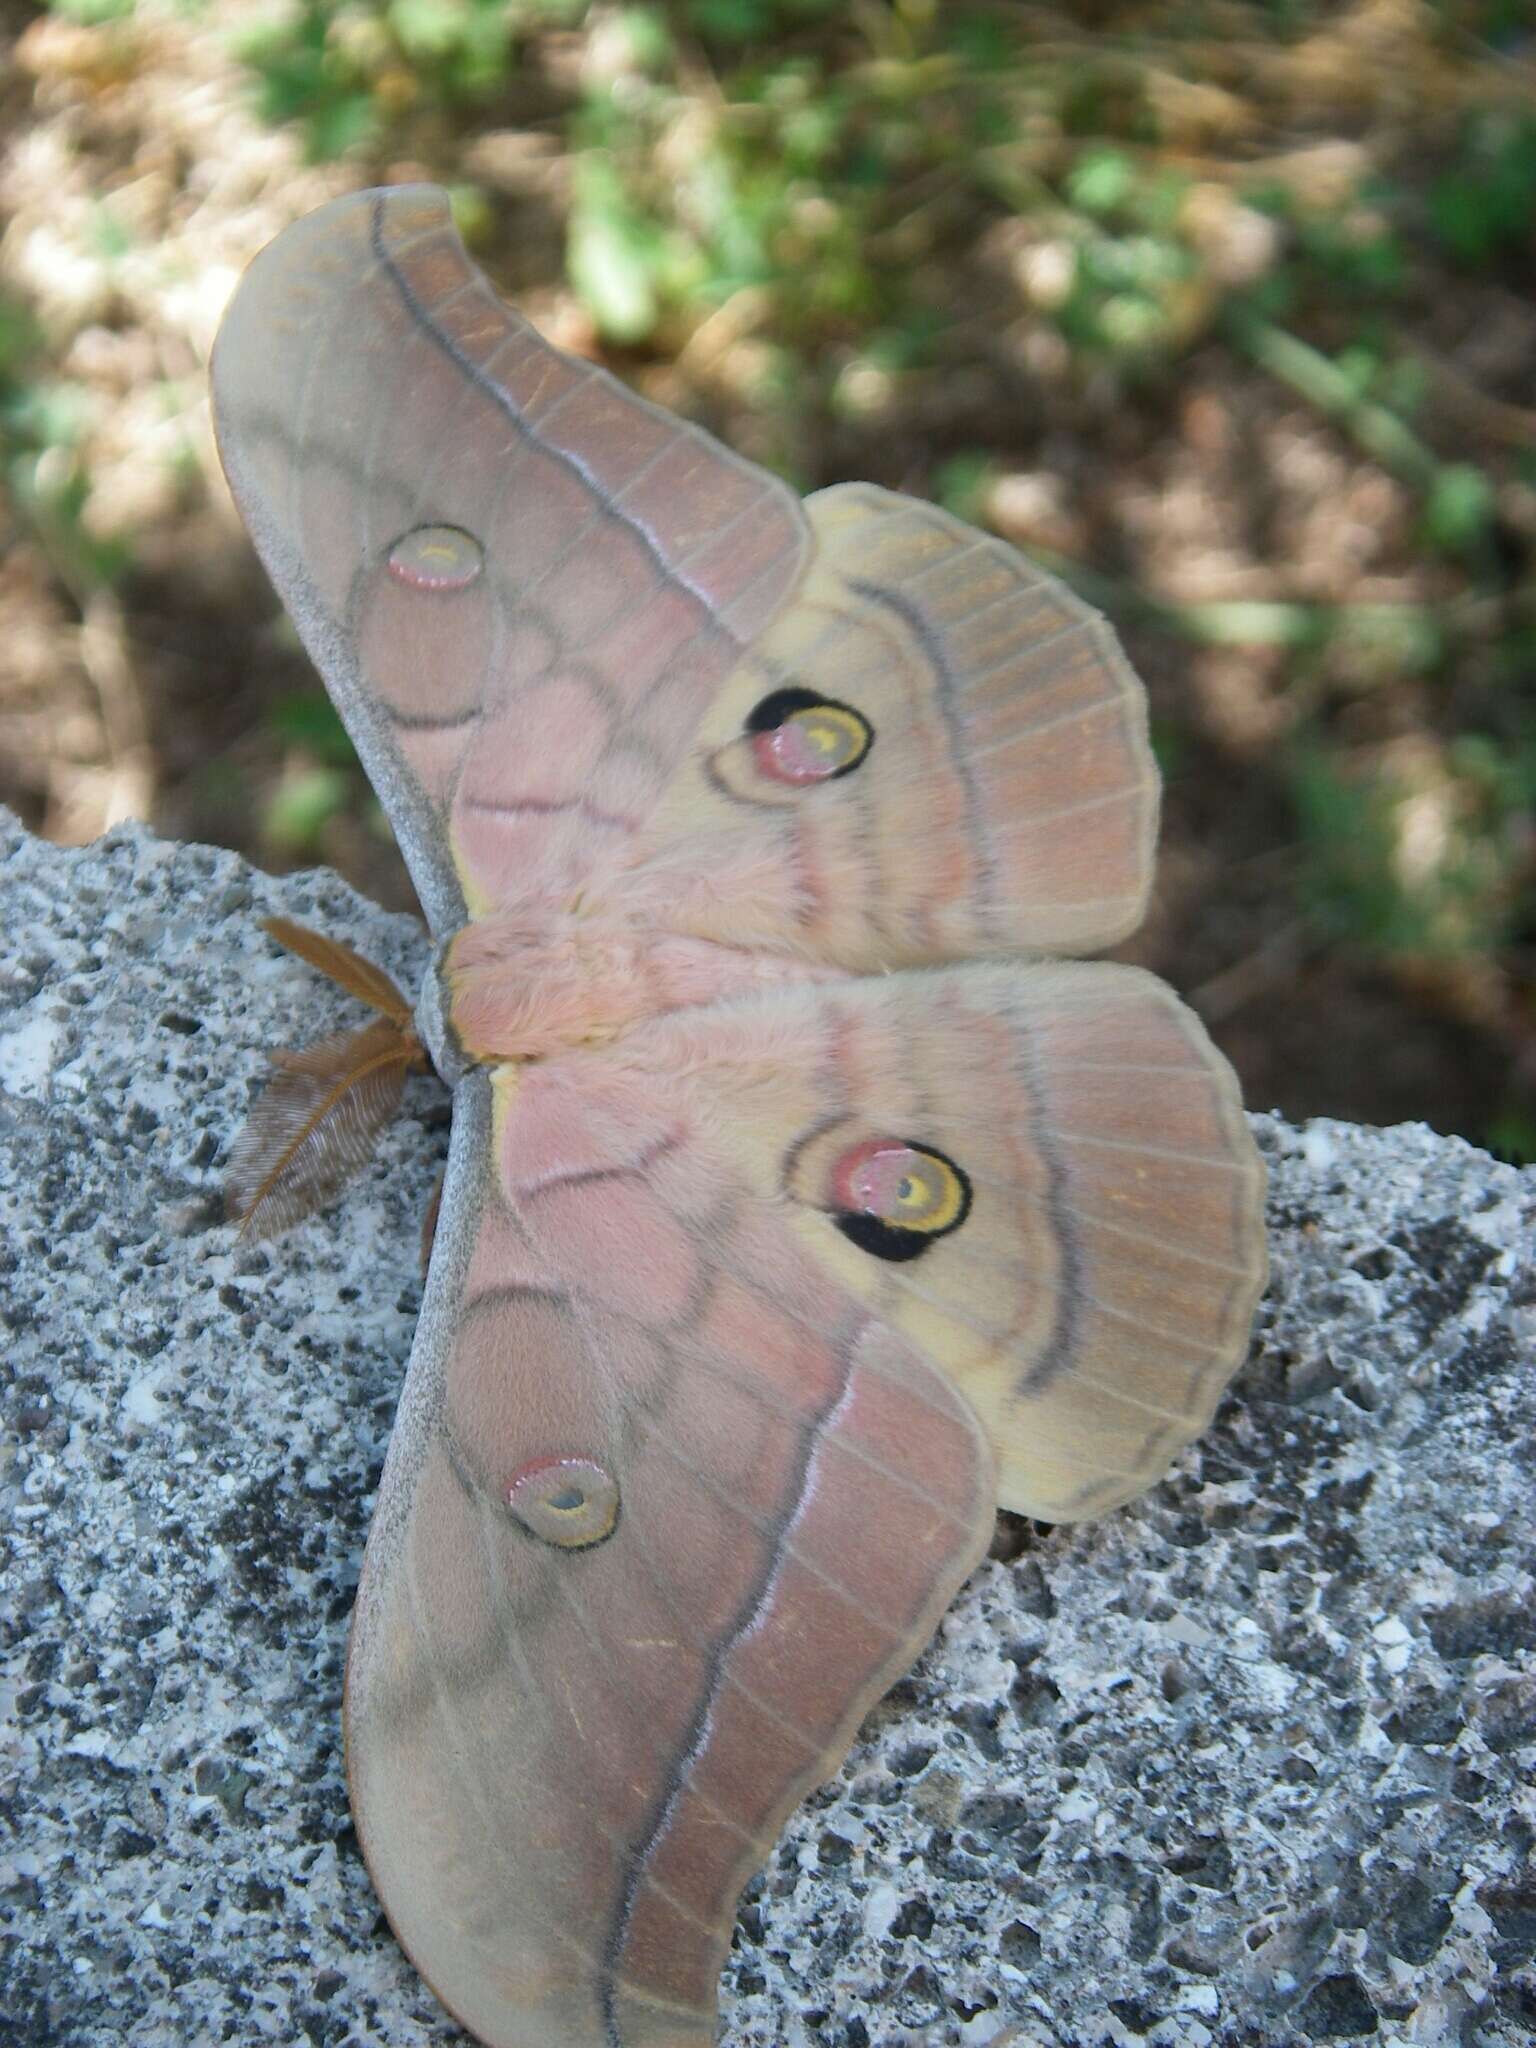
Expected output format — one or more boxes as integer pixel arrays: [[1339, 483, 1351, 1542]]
[[211, 186, 1267, 2048]]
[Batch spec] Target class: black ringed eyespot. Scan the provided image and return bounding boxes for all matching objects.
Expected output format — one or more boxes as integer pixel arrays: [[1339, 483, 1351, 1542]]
[[746, 687, 873, 785], [828, 1137, 972, 1263]]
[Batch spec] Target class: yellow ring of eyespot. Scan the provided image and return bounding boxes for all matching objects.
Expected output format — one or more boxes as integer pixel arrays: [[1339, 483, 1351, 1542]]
[[385, 522, 485, 590], [785, 702, 871, 773], [507, 1456, 619, 1549], [885, 1149, 967, 1234]]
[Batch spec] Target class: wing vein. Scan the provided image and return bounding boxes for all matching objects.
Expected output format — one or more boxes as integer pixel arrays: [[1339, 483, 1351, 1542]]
[[371, 194, 760, 646]]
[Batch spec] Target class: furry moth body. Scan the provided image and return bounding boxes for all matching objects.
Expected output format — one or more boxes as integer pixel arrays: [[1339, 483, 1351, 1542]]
[[213, 187, 1266, 2048]]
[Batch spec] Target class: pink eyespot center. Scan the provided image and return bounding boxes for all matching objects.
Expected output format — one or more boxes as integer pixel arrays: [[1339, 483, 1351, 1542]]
[[507, 1454, 618, 1549], [385, 523, 484, 591]]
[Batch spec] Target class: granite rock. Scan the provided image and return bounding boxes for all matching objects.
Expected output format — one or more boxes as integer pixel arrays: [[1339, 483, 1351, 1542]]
[[1, 816, 1532, 2048]]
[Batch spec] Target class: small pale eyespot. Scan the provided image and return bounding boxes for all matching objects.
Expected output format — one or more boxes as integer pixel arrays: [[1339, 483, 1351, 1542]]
[[747, 687, 872, 785], [507, 1454, 619, 1549], [385, 523, 484, 591], [829, 1137, 971, 1262]]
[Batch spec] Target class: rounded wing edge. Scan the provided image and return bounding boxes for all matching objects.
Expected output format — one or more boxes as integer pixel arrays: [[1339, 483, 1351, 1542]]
[[340, 1055, 997, 2047], [213, 185, 815, 939], [807, 480, 1162, 955], [212, 188, 469, 935]]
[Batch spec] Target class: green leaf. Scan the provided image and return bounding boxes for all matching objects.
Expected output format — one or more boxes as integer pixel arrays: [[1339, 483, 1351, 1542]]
[[568, 160, 664, 340], [604, 6, 674, 75], [48, 0, 137, 21], [1423, 464, 1495, 556], [265, 764, 350, 851], [266, 690, 357, 766], [569, 216, 658, 340], [1487, 1111, 1536, 1168], [930, 452, 994, 526], [1067, 147, 1135, 216], [304, 89, 379, 162]]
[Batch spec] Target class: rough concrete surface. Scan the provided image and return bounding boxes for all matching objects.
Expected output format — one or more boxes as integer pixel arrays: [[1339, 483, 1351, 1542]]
[[2, 815, 1532, 2048]]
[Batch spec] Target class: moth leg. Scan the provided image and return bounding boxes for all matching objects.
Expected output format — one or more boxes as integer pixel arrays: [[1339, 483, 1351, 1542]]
[[226, 920, 435, 1238]]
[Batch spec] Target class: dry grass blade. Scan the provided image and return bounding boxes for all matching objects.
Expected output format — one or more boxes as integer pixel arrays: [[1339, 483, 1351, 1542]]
[[226, 1017, 419, 1238], [261, 917, 415, 1023]]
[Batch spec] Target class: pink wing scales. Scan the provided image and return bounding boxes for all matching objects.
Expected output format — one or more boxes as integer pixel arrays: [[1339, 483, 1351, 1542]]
[[211, 186, 810, 933], [344, 1065, 994, 2048], [619, 482, 1160, 969], [207, 184, 1269, 2048], [581, 965, 1265, 1525]]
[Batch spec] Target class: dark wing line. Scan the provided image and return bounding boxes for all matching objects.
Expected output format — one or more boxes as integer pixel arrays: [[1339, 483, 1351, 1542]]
[[216, 188, 815, 935], [596, 1303, 870, 2048], [984, 999, 1082, 1398], [818, 972, 1079, 1398], [843, 574, 1000, 921], [374, 197, 757, 649], [519, 1130, 686, 1199]]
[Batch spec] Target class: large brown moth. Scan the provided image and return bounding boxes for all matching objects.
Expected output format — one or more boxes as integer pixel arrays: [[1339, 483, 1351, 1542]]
[[211, 187, 1267, 2048]]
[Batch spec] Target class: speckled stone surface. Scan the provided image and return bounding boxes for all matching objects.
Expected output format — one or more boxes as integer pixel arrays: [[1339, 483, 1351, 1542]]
[[2, 816, 1532, 2048]]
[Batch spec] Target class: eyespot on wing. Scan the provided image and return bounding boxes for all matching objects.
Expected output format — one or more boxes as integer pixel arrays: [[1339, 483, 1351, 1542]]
[[506, 1454, 619, 1549]]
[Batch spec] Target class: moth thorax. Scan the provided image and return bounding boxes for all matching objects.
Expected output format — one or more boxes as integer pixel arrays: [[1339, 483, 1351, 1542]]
[[444, 908, 648, 1061]]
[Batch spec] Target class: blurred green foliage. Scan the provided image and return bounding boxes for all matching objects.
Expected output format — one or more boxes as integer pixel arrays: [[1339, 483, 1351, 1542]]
[[12, 0, 1512, 1137], [0, 291, 130, 596], [47, 0, 138, 23], [1429, 109, 1536, 267], [236, 0, 538, 159], [223, 0, 1535, 1033], [1294, 745, 1524, 962]]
